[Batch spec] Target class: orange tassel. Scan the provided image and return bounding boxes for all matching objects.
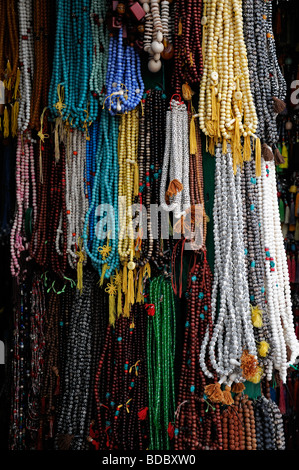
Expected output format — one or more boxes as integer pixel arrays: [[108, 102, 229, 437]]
[[222, 385, 234, 405], [204, 383, 224, 404], [240, 350, 259, 380], [165, 179, 183, 203], [231, 382, 245, 394]]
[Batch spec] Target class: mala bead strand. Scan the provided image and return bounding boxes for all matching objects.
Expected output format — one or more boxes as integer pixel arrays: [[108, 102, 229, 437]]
[[26, 274, 46, 447], [147, 275, 176, 450], [241, 160, 274, 376], [142, 0, 173, 72], [40, 288, 60, 447], [9, 281, 30, 450], [260, 158, 299, 382], [201, 144, 257, 384], [56, 271, 96, 450], [104, 27, 144, 115], [0, 1, 20, 138], [83, 112, 119, 281], [242, 0, 286, 161], [49, 0, 98, 128], [29, 136, 51, 268], [160, 98, 191, 221], [175, 254, 222, 450], [18, 0, 34, 132], [89, 0, 109, 106], [10, 131, 37, 278], [65, 128, 88, 270], [48, 143, 67, 278], [198, 0, 259, 173], [30, 0, 54, 131], [172, 0, 203, 93]]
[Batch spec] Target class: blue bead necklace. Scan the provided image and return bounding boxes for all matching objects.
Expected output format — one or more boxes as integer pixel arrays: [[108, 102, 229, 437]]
[[104, 28, 144, 115], [48, 0, 98, 130], [83, 110, 119, 279], [89, 0, 109, 106]]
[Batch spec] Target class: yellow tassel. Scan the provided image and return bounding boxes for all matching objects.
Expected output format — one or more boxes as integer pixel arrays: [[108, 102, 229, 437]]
[[251, 305, 263, 328], [54, 118, 60, 162], [280, 142, 288, 169], [122, 262, 128, 294], [127, 268, 135, 306], [178, 17, 182, 36], [216, 101, 221, 139], [76, 241, 86, 295], [3, 106, 9, 138], [143, 262, 151, 279], [109, 291, 116, 327], [189, 115, 197, 155], [258, 341, 270, 358], [11, 100, 19, 138], [232, 117, 242, 174], [134, 162, 139, 197], [208, 137, 215, 156], [136, 266, 144, 303], [222, 138, 227, 155], [123, 293, 130, 317], [211, 85, 217, 122], [255, 137, 261, 177], [243, 135, 251, 162], [99, 263, 108, 286], [182, 83, 194, 102], [117, 282, 122, 316], [247, 365, 263, 384], [12, 68, 20, 100]]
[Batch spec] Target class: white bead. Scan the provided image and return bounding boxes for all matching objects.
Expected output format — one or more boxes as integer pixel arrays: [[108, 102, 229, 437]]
[[148, 59, 162, 73], [151, 40, 164, 53]]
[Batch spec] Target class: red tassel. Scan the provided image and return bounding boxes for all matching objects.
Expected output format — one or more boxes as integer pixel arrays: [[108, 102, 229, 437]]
[[168, 422, 174, 440], [92, 439, 100, 451], [138, 406, 148, 420], [279, 381, 286, 415], [36, 425, 43, 450], [54, 375, 60, 396], [291, 256, 296, 283], [41, 397, 46, 414], [145, 305, 155, 317], [49, 417, 54, 438]]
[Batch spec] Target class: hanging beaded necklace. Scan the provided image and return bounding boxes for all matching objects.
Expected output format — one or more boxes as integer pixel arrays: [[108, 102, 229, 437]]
[[56, 272, 97, 450], [17, 0, 34, 132], [64, 128, 88, 270], [83, 110, 119, 280], [242, 0, 287, 162], [9, 281, 30, 450], [10, 131, 37, 278], [30, 0, 54, 131], [174, 253, 223, 450], [147, 275, 176, 450], [104, 27, 144, 115], [48, 0, 98, 128], [89, 0, 109, 106], [241, 160, 274, 377], [198, 0, 259, 174], [200, 144, 258, 386], [160, 98, 191, 220], [260, 158, 299, 383], [93, 305, 148, 450], [142, 0, 173, 73], [0, 0, 20, 138], [137, 88, 167, 269], [172, 0, 203, 94]]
